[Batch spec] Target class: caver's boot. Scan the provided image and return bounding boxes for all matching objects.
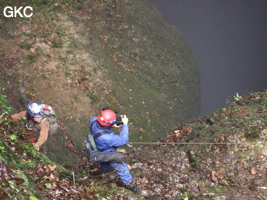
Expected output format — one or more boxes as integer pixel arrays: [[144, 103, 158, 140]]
[[124, 183, 149, 196]]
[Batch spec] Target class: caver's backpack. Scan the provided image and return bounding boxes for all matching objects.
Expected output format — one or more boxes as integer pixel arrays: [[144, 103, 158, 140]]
[[37, 104, 58, 135], [83, 124, 124, 164], [84, 134, 99, 155]]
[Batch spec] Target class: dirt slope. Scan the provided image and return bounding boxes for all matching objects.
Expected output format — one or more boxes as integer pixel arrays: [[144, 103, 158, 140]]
[[125, 90, 267, 199], [0, 1, 199, 159]]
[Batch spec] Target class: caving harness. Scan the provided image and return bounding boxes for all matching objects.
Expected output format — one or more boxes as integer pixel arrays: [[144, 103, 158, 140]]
[[84, 119, 125, 164]]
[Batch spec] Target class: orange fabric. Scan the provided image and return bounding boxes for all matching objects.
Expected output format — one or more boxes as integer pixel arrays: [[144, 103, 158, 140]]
[[36, 120, 50, 146]]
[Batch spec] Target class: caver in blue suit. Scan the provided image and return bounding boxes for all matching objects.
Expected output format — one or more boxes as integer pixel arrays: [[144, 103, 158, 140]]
[[88, 109, 149, 196], [88, 116, 132, 184]]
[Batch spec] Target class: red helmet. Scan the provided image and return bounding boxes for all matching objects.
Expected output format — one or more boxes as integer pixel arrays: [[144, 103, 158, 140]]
[[97, 109, 116, 126]]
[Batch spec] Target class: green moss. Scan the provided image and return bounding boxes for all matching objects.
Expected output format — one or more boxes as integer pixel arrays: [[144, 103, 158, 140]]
[[87, 0, 200, 140]]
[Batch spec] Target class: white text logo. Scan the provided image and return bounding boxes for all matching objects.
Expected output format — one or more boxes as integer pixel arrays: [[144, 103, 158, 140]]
[[3, 6, 33, 18]]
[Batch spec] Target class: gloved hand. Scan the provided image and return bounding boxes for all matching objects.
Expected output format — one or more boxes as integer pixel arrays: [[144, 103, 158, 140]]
[[121, 115, 129, 124]]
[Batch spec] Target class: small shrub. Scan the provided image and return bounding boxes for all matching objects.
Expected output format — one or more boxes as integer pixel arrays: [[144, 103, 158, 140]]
[[0, 146, 7, 153], [10, 134, 18, 141], [258, 101, 267, 112]]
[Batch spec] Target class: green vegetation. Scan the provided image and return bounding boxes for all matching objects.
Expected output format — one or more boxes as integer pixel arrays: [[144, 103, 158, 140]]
[[0, 94, 12, 115], [10, 134, 18, 141], [258, 100, 267, 111], [29, 196, 39, 200], [181, 192, 189, 200], [233, 92, 240, 101], [0, 145, 6, 153]]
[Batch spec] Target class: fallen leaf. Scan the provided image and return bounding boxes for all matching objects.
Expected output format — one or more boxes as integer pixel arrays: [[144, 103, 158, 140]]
[[250, 167, 256, 175], [184, 128, 192, 133], [173, 129, 180, 134], [221, 135, 226, 141], [216, 168, 226, 178], [139, 183, 147, 188], [211, 171, 217, 182], [48, 165, 57, 171], [219, 179, 229, 186]]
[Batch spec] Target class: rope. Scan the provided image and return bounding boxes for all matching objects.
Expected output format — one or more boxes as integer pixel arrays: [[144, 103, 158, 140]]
[[86, 142, 245, 177], [128, 142, 239, 145]]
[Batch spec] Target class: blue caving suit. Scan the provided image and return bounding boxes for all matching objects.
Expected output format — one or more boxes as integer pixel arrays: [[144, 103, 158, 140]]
[[88, 117, 132, 184]]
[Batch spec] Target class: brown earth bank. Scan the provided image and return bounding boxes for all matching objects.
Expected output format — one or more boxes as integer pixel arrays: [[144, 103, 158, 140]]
[[0, 0, 200, 165]]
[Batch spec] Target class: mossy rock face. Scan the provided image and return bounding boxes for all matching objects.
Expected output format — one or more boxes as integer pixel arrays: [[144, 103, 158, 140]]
[[0, 0, 199, 156]]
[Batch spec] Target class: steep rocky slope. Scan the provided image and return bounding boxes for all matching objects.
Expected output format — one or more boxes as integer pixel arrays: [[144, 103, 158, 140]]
[[126, 90, 267, 199], [1, 89, 266, 199], [0, 0, 199, 161]]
